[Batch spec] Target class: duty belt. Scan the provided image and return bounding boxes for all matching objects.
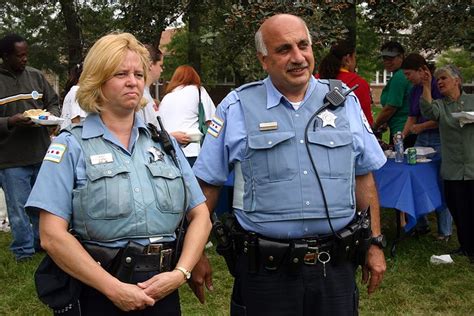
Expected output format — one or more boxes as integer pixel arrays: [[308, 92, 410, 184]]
[[234, 221, 369, 274], [84, 241, 176, 283]]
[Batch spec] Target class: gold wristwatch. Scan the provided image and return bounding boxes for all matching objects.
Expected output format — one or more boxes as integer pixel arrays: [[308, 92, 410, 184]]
[[175, 266, 191, 280]]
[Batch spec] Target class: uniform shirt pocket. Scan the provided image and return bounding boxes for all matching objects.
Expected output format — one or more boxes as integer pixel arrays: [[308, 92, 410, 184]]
[[146, 163, 185, 213], [248, 131, 297, 183], [83, 164, 133, 219], [307, 131, 354, 178]]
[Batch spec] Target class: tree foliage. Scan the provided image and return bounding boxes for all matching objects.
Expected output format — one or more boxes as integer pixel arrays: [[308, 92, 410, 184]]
[[410, 0, 473, 55], [0, 0, 472, 90], [437, 48, 474, 83]]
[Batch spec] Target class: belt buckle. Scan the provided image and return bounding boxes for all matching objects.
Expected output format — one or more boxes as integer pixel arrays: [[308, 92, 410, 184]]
[[145, 243, 162, 255], [304, 242, 319, 265]]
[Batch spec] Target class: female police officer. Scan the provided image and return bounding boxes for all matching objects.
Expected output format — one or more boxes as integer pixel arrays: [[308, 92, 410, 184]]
[[26, 33, 211, 314]]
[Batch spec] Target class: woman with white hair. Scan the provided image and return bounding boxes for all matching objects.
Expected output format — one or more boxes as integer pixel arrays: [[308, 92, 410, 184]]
[[420, 64, 474, 262]]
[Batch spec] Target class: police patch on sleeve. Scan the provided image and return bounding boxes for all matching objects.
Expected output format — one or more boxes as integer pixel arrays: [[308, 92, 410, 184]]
[[44, 143, 67, 163], [208, 116, 224, 138], [361, 109, 373, 134]]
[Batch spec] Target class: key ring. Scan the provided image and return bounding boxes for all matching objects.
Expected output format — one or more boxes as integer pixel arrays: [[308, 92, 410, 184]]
[[317, 251, 331, 264]]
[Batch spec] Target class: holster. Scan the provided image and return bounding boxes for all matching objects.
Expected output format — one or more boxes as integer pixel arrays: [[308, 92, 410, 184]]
[[212, 213, 238, 276], [82, 243, 121, 271]]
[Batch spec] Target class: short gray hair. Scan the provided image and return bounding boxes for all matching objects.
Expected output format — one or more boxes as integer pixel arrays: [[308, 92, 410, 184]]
[[434, 64, 463, 83], [254, 19, 312, 56]]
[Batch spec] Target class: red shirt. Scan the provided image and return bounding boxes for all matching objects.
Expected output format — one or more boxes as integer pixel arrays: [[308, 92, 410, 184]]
[[315, 70, 374, 125]]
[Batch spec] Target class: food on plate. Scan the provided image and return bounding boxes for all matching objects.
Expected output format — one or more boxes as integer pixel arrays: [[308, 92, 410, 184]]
[[23, 109, 50, 118], [183, 128, 203, 142]]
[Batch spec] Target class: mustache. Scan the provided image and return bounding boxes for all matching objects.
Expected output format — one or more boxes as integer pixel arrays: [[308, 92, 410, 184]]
[[287, 63, 309, 71]]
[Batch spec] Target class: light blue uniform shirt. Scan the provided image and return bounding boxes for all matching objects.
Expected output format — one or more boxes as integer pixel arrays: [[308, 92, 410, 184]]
[[26, 113, 205, 247], [193, 77, 386, 239]]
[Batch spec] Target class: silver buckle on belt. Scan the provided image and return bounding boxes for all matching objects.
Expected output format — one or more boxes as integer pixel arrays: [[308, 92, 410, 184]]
[[145, 244, 162, 255], [304, 245, 319, 265]]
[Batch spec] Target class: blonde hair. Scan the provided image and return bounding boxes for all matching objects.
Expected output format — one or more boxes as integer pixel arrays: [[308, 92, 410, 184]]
[[77, 32, 150, 113]]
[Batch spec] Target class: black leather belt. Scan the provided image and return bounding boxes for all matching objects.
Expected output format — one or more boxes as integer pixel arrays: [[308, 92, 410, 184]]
[[235, 227, 364, 274], [84, 241, 176, 282]]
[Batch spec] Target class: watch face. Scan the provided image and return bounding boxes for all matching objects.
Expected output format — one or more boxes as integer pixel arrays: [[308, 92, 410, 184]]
[[372, 235, 387, 248]]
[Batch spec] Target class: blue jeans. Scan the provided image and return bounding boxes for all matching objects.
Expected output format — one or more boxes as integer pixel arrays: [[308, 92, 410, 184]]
[[417, 208, 453, 236], [0, 164, 41, 259], [415, 129, 441, 155], [415, 130, 452, 236]]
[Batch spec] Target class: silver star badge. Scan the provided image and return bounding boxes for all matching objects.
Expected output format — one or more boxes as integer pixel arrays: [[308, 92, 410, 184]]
[[317, 110, 337, 128], [147, 146, 164, 162]]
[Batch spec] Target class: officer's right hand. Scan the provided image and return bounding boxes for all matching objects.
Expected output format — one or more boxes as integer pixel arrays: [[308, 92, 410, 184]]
[[7, 113, 35, 128], [107, 282, 155, 311], [188, 253, 213, 303]]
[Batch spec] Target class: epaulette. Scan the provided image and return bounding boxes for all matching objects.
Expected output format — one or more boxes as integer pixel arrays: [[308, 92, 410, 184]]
[[60, 122, 83, 139], [234, 81, 264, 92]]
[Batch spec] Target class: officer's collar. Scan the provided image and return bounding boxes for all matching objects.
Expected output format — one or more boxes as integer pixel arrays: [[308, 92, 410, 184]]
[[81, 112, 149, 140], [264, 76, 316, 109]]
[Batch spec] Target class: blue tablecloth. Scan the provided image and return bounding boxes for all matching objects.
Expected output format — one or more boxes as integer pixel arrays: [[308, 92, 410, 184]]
[[373, 157, 445, 232]]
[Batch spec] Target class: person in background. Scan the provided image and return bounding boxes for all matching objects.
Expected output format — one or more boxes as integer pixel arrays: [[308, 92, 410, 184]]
[[420, 64, 474, 263], [401, 53, 452, 240], [158, 65, 215, 166], [60, 62, 87, 130], [0, 184, 9, 232], [0, 33, 60, 262], [25, 32, 211, 314], [317, 39, 374, 125], [135, 44, 164, 127], [372, 41, 414, 147], [191, 14, 386, 314]]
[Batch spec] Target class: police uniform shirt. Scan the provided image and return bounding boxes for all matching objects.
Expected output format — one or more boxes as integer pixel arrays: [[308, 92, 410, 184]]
[[26, 113, 205, 246], [193, 76, 386, 239]]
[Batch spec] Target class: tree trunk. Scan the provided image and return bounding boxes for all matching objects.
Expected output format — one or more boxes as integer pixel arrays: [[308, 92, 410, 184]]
[[341, 2, 357, 45], [59, 0, 83, 71], [187, 0, 201, 75]]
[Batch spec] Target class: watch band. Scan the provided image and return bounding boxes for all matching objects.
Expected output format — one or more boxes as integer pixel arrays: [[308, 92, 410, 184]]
[[174, 266, 191, 280]]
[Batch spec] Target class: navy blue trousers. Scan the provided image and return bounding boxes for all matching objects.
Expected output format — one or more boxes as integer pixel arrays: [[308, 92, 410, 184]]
[[78, 271, 181, 315], [230, 253, 359, 316]]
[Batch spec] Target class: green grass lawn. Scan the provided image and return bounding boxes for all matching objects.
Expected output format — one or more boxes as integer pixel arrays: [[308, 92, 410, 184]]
[[1, 210, 474, 315]]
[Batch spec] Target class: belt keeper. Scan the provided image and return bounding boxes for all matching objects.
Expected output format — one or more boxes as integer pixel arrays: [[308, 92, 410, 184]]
[[160, 248, 173, 272], [246, 233, 258, 274], [289, 241, 306, 274]]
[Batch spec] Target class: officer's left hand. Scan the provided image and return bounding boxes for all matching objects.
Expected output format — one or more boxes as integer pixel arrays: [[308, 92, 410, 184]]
[[137, 270, 186, 302], [362, 245, 386, 295]]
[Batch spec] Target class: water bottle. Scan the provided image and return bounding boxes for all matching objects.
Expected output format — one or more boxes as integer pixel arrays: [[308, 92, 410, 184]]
[[394, 132, 404, 163]]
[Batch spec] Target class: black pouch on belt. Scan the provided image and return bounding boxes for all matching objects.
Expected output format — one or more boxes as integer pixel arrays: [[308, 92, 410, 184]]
[[258, 238, 288, 272], [111, 241, 144, 283], [82, 243, 121, 271]]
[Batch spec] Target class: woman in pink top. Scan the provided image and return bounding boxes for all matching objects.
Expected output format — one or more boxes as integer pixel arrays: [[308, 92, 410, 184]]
[[316, 40, 374, 126]]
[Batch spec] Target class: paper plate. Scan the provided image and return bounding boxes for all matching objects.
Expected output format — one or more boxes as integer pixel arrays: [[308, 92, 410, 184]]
[[184, 129, 203, 142], [416, 158, 432, 163], [30, 117, 65, 126]]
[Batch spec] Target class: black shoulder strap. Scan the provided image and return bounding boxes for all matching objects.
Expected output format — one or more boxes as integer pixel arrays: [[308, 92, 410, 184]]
[[328, 79, 343, 92]]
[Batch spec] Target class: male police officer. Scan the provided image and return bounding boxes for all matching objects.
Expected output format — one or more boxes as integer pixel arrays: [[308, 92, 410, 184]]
[[192, 14, 387, 315]]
